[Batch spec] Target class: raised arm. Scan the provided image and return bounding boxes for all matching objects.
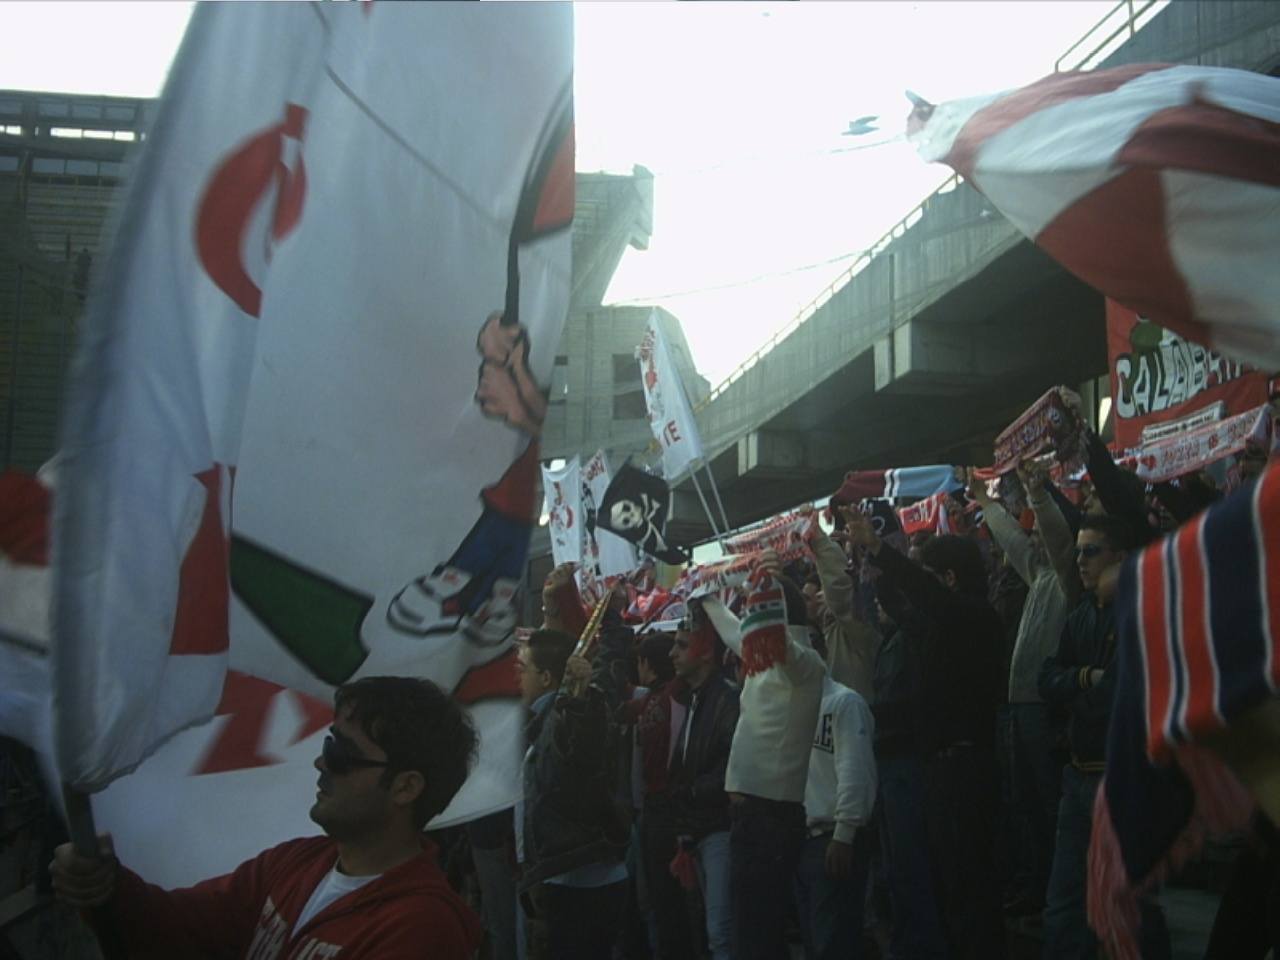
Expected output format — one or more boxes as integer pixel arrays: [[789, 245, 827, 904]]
[[701, 595, 742, 657], [843, 511, 955, 617], [1021, 462, 1081, 605], [810, 520, 855, 621], [967, 468, 1034, 585], [541, 562, 587, 637], [818, 511, 882, 701]]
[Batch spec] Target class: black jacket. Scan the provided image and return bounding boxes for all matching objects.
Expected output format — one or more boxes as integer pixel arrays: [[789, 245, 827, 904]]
[[520, 630, 631, 889], [872, 544, 1004, 755], [1038, 596, 1117, 767], [647, 674, 739, 840], [871, 612, 930, 759]]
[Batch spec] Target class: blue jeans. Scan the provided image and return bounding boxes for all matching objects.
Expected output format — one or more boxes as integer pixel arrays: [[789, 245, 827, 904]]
[[472, 841, 518, 960], [641, 821, 730, 960], [695, 831, 733, 960], [875, 752, 950, 960], [794, 830, 871, 960], [1044, 765, 1170, 960]]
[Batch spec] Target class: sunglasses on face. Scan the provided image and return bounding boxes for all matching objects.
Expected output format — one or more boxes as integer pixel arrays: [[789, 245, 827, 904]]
[[322, 734, 392, 777], [1075, 544, 1107, 560], [673, 635, 690, 649]]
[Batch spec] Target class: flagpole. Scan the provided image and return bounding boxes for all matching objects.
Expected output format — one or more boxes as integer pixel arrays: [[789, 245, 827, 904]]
[[688, 467, 725, 542], [702, 459, 732, 536], [62, 787, 128, 959]]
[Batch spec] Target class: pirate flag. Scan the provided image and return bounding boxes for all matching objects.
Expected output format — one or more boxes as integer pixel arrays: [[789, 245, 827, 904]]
[[596, 464, 689, 565], [859, 498, 901, 538]]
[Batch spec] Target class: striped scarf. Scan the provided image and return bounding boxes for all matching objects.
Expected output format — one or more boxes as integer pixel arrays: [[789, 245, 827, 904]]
[[740, 568, 789, 677], [1088, 461, 1279, 958]]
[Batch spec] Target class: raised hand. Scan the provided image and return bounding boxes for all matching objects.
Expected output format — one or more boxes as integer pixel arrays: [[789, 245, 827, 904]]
[[563, 654, 591, 697], [754, 548, 783, 579], [965, 467, 992, 506], [1016, 457, 1048, 492], [842, 509, 881, 555], [50, 835, 117, 909], [474, 311, 546, 437]]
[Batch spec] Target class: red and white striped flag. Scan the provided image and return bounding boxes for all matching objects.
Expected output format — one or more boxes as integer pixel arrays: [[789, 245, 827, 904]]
[[24, 2, 574, 888], [909, 64, 1280, 368]]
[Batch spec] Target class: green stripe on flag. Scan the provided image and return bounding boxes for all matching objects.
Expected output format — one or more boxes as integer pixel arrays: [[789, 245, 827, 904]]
[[230, 536, 372, 686]]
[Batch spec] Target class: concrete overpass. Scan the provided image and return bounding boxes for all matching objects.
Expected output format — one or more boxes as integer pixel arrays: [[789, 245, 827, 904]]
[[662, 0, 1280, 546]]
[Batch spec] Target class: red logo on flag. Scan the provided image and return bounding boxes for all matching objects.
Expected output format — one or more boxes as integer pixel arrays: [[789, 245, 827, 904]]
[[195, 103, 309, 317]]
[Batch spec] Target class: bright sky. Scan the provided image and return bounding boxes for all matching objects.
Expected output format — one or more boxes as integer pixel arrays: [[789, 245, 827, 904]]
[[0, 1, 1117, 384]]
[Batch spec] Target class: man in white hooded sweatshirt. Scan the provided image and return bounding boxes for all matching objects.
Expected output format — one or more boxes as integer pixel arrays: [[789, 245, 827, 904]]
[[701, 552, 825, 960]]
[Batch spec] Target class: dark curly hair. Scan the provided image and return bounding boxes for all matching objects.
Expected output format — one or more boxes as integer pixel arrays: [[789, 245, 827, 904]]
[[918, 534, 988, 600], [334, 676, 478, 829], [638, 633, 676, 685], [525, 629, 577, 686]]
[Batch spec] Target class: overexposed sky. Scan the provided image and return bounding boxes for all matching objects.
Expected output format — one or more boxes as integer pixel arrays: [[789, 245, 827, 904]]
[[0, 1, 1119, 383]]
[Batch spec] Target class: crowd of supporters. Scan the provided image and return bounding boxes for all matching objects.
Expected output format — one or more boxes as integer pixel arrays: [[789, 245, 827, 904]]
[[469, 386, 1279, 960], [28, 385, 1278, 960]]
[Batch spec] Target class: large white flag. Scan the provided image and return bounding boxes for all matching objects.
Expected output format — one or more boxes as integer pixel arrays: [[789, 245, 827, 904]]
[[41, 2, 573, 886], [541, 457, 583, 570], [638, 310, 705, 479]]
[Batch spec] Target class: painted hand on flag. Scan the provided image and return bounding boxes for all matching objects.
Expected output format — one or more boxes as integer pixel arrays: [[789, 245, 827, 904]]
[[476, 311, 547, 437]]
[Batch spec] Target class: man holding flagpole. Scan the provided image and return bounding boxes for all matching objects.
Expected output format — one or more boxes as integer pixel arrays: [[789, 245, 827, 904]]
[[49, 676, 483, 959]]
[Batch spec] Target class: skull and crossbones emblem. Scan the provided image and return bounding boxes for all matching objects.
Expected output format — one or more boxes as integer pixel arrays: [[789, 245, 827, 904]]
[[609, 492, 670, 555]]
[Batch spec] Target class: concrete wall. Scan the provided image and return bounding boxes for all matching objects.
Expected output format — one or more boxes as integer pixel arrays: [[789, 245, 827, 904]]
[[540, 303, 708, 463], [1102, 1, 1280, 73]]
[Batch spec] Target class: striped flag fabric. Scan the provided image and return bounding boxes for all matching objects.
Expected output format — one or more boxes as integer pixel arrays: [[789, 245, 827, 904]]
[[832, 465, 961, 503], [1126, 462, 1279, 764], [1087, 461, 1279, 957], [908, 64, 1280, 369]]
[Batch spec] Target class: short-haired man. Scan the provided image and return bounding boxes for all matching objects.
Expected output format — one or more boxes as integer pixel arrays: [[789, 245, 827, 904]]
[[1039, 515, 1170, 959], [517, 627, 630, 960], [702, 556, 825, 960], [51, 676, 483, 959], [639, 607, 739, 960]]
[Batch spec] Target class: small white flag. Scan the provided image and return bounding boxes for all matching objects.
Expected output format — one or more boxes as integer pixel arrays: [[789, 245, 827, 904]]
[[638, 310, 705, 479]]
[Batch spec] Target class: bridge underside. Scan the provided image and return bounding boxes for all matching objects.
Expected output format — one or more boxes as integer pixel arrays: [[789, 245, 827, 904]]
[[668, 241, 1104, 546]]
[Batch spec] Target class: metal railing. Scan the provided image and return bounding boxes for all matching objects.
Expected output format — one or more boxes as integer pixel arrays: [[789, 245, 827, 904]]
[[689, 0, 1161, 418], [1055, 0, 1164, 73]]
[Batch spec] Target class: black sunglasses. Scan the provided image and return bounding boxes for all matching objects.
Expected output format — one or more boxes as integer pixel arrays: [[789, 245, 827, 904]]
[[1075, 544, 1106, 560], [322, 734, 392, 777]]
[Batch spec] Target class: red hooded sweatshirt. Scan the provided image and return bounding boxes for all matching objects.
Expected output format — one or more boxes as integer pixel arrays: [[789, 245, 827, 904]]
[[103, 835, 482, 959]]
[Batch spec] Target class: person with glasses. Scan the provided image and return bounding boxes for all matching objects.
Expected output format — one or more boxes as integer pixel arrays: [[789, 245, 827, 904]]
[[50, 676, 483, 959], [1038, 514, 1170, 960]]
